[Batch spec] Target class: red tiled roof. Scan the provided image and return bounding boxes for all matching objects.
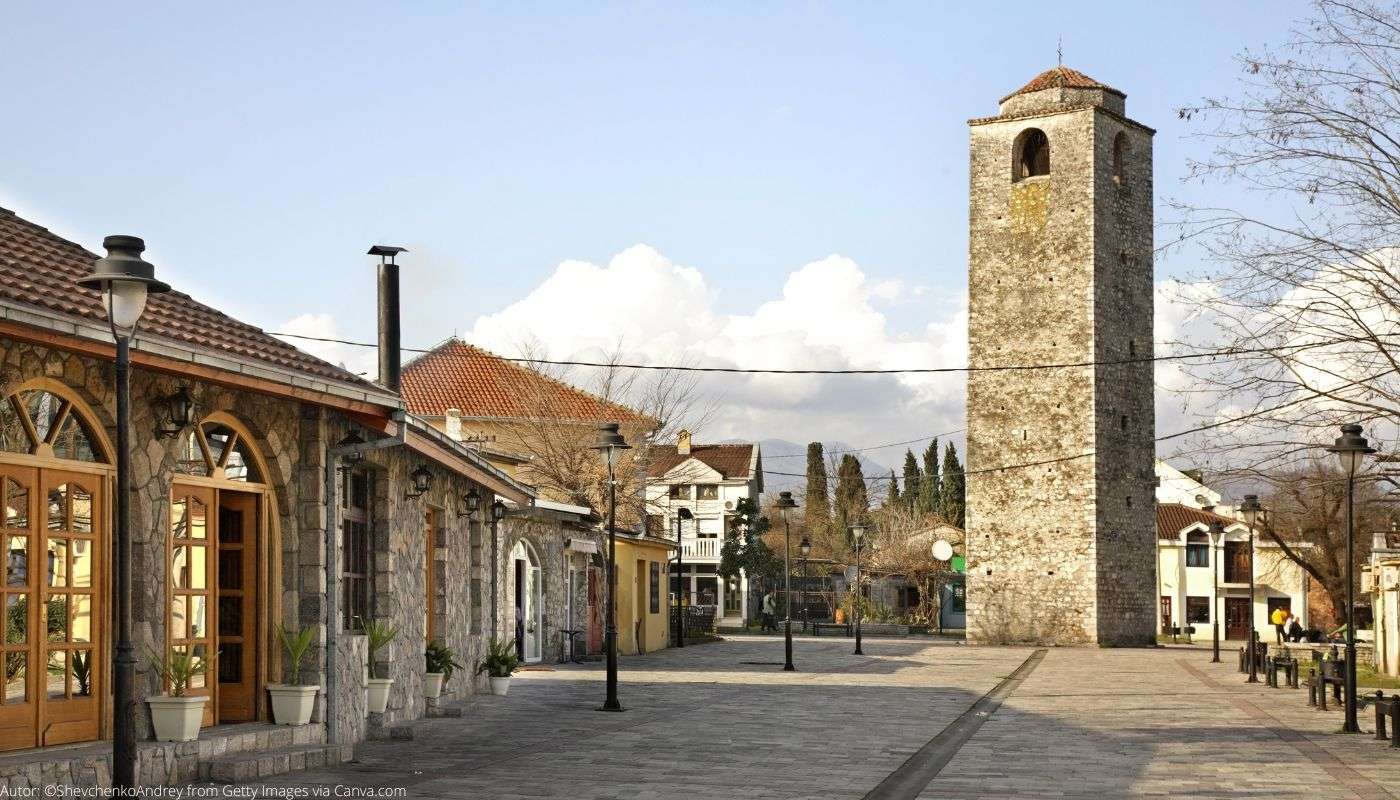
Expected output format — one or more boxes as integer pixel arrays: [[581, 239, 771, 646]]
[[648, 443, 756, 480], [400, 338, 655, 425], [0, 206, 377, 392], [1001, 66, 1119, 103], [1157, 503, 1239, 538]]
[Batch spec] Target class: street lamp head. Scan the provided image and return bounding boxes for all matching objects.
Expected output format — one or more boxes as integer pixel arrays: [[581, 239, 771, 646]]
[[849, 521, 867, 544], [1239, 494, 1263, 528], [799, 536, 811, 558], [677, 507, 694, 520], [590, 423, 631, 468], [774, 490, 798, 521], [1327, 423, 1376, 478], [78, 236, 171, 337], [1208, 520, 1225, 537], [491, 498, 508, 523]]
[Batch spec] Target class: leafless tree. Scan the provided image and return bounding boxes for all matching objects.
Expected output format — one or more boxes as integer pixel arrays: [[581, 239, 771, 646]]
[[1169, 0, 1400, 470]]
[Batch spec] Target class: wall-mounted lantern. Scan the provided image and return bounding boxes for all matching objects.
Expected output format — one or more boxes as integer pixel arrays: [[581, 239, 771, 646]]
[[458, 487, 481, 517], [406, 464, 433, 498], [155, 386, 196, 439]]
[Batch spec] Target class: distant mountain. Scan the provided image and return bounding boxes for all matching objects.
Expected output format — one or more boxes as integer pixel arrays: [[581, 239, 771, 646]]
[[731, 438, 893, 499]]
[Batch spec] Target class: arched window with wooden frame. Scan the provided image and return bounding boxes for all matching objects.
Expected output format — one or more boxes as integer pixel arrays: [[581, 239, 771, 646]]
[[1185, 529, 1210, 568], [167, 412, 277, 728], [0, 380, 112, 752]]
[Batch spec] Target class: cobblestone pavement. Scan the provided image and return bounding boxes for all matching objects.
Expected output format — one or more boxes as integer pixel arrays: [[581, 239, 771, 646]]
[[216, 637, 1400, 799]]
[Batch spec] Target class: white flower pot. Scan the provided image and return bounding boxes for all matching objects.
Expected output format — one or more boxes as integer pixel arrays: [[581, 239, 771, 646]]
[[147, 695, 208, 742], [489, 676, 511, 696], [267, 684, 319, 726], [424, 672, 445, 699], [367, 677, 394, 714]]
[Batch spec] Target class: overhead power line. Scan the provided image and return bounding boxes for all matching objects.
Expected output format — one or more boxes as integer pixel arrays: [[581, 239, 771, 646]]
[[762, 428, 968, 460], [270, 331, 1397, 376]]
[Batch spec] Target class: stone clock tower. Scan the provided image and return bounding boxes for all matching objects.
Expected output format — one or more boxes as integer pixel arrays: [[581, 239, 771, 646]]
[[963, 67, 1157, 645]]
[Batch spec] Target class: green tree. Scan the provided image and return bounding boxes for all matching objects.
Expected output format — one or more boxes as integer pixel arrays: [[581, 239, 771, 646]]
[[939, 442, 965, 529], [718, 496, 780, 620], [885, 470, 900, 508], [834, 454, 869, 536], [901, 450, 921, 512], [803, 442, 831, 536], [919, 438, 940, 516]]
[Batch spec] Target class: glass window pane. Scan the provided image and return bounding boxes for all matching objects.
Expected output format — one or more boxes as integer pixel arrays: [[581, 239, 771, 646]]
[[171, 595, 187, 641], [175, 431, 210, 477], [189, 500, 207, 539], [5, 594, 26, 644], [172, 545, 206, 590], [70, 488, 92, 534], [69, 595, 92, 643], [6, 535, 28, 587], [226, 444, 257, 482], [23, 392, 61, 444], [46, 538, 67, 587], [218, 642, 242, 684], [51, 416, 97, 463], [0, 398, 31, 454], [5, 479, 29, 529], [46, 649, 66, 699], [45, 595, 67, 642], [71, 650, 93, 697], [4, 653, 26, 704], [189, 644, 207, 689], [70, 539, 92, 588], [189, 596, 207, 639], [46, 486, 66, 531], [203, 425, 231, 468], [218, 595, 242, 637], [218, 549, 240, 590]]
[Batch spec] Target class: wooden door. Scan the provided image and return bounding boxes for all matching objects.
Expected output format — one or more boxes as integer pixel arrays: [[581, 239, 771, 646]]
[[38, 469, 103, 745], [0, 464, 38, 751], [1225, 597, 1250, 641], [1225, 542, 1251, 583], [216, 492, 257, 723], [170, 485, 215, 726]]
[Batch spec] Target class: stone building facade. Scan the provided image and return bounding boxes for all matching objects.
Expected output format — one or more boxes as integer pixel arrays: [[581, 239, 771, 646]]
[[964, 67, 1157, 645], [0, 203, 532, 785]]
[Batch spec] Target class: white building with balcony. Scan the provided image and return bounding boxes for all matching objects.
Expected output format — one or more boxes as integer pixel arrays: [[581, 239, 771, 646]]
[[645, 431, 763, 625]]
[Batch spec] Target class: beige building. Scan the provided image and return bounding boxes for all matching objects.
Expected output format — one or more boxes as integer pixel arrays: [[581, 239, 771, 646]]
[[1365, 535, 1400, 678]]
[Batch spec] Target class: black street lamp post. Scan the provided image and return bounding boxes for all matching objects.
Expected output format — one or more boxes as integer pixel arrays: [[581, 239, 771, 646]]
[[850, 521, 867, 656], [674, 507, 693, 647], [1209, 520, 1224, 663], [1327, 423, 1375, 734], [799, 536, 811, 634], [592, 423, 630, 712], [490, 499, 507, 642], [78, 236, 170, 790], [775, 491, 799, 671], [1240, 494, 1262, 683]]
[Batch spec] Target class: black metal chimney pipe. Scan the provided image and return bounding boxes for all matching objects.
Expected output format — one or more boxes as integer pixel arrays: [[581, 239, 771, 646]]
[[369, 245, 407, 392]]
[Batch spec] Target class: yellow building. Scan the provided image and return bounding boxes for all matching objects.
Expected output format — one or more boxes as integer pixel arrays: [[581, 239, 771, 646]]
[[613, 532, 677, 655]]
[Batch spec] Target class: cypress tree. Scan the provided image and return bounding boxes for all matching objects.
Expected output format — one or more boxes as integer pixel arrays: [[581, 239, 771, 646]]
[[834, 454, 869, 533], [886, 470, 900, 507], [940, 442, 966, 529], [901, 450, 921, 512], [919, 438, 940, 515], [803, 442, 831, 535]]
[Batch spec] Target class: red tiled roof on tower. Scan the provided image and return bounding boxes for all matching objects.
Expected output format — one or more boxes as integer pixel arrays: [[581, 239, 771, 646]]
[[0, 205, 379, 392], [400, 338, 656, 425], [1001, 66, 1120, 103]]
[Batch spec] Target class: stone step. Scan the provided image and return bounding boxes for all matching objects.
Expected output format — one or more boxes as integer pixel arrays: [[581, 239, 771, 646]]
[[202, 743, 353, 784]]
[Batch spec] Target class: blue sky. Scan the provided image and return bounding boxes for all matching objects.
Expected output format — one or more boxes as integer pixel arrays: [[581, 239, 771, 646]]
[[2, 1, 1313, 453]]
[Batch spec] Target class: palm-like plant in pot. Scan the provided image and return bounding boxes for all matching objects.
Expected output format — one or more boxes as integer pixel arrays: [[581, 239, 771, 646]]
[[146, 646, 213, 741], [423, 640, 463, 700], [268, 624, 319, 725], [363, 618, 398, 714], [476, 638, 519, 696]]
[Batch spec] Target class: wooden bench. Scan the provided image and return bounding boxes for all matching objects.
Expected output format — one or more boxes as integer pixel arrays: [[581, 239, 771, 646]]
[[813, 622, 852, 637], [1373, 692, 1400, 748], [1265, 651, 1300, 689]]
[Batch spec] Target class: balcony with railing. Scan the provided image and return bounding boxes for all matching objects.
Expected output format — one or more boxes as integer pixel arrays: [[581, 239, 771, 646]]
[[681, 537, 720, 560]]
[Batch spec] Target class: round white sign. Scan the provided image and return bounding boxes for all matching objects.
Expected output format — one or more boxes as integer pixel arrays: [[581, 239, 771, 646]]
[[932, 539, 953, 561]]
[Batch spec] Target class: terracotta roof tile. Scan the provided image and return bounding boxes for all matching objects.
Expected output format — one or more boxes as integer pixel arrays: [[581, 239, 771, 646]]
[[400, 338, 655, 425], [1001, 66, 1120, 103], [0, 206, 376, 391], [648, 443, 756, 480], [1157, 503, 1239, 538]]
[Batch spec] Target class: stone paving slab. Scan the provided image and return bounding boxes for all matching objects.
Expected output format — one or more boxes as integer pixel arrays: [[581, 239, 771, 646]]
[[203, 638, 1400, 799]]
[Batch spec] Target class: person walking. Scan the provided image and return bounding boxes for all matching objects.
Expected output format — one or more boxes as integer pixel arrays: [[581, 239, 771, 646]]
[[1270, 606, 1288, 645], [762, 590, 777, 633]]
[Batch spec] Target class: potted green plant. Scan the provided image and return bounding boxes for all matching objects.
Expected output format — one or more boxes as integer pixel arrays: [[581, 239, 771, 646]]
[[476, 638, 519, 696], [424, 640, 462, 699], [363, 618, 398, 714], [146, 646, 212, 741], [267, 623, 319, 725]]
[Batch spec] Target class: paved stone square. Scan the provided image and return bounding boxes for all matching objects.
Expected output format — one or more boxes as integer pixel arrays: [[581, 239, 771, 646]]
[[214, 637, 1400, 799]]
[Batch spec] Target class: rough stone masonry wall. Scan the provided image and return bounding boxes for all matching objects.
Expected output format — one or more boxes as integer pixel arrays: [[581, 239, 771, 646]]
[[500, 512, 596, 664], [967, 99, 1151, 645], [1091, 111, 1158, 646]]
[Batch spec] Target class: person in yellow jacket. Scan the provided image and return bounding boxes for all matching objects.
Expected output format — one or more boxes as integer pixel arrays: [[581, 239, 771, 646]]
[[1270, 606, 1289, 644]]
